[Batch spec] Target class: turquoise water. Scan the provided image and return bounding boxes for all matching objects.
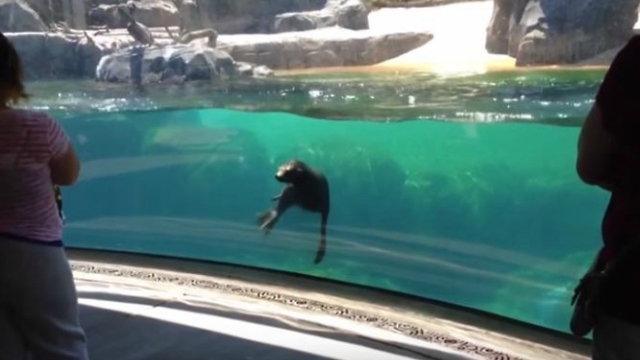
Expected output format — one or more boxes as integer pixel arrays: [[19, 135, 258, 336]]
[[26, 69, 609, 333]]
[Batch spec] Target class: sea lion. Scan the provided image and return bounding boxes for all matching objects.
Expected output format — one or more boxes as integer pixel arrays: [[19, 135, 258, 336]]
[[118, 2, 154, 46], [257, 160, 330, 264]]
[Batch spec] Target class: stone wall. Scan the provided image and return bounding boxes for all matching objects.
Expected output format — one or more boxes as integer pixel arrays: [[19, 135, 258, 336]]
[[486, 0, 640, 66]]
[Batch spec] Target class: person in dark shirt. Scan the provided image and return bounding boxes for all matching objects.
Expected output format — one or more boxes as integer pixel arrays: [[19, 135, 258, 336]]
[[577, 35, 640, 359]]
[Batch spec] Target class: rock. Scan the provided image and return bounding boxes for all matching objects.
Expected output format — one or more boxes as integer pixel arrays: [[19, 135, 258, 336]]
[[22, 0, 86, 29], [273, 0, 370, 33], [216, 27, 433, 69], [485, 0, 524, 55], [61, 0, 86, 29], [87, 4, 121, 28], [486, 0, 640, 66], [23, 0, 52, 23], [273, 13, 319, 33], [174, 0, 209, 33], [95, 43, 270, 84], [88, 0, 180, 29], [0, 0, 47, 32], [234, 61, 274, 78], [4, 26, 429, 81], [171, 0, 367, 34], [6, 28, 171, 81], [252, 64, 274, 78], [5, 32, 102, 79]]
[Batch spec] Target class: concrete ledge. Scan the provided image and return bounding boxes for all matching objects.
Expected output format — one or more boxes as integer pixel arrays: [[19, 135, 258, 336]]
[[67, 248, 590, 360]]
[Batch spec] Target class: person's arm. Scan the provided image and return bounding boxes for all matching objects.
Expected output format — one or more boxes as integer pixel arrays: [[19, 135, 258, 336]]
[[576, 104, 616, 191], [576, 36, 640, 191], [47, 115, 80, 186]]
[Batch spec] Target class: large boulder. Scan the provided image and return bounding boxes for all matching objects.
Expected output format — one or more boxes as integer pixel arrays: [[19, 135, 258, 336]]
[[172, 0, 368, 34], [216, 27, 433, 69], [88, 0, 180, 28], [23, 0, 86, 29], [5, 32, 101, 79], [486, 0, 640, 66], [95, 44, 273, 84], [61, 0, 86, 29], [85, 0, 369, 34], [4, 25, 430, 81], [23, 0, 51, 23], [0, 0, 47, 32], [273, 0, 370, 33]]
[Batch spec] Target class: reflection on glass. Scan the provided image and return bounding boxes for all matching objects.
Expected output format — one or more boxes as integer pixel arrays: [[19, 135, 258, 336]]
[[4, 0, 629, 335]]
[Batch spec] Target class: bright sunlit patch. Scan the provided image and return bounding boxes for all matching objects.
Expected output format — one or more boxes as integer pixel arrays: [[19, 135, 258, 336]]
[[79, 298, 449, 360], [368, 2, 517, 77]]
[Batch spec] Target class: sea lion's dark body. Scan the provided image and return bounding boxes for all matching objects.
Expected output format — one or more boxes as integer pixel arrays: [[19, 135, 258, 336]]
[[258, 160, 330, 264], [119, 3, 154, 45], [128, 21, 154, 45]]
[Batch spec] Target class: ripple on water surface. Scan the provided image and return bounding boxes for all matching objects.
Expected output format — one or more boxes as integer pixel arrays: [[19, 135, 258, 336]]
[[25, 69, 604, 126]]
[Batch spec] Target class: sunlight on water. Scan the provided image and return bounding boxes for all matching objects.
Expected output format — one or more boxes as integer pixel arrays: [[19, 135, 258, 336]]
[[23, 69, 604, 126]]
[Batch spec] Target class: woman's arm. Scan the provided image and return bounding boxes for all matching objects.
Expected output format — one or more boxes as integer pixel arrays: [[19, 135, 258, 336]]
[[576, 36, 640, 192], [50, 146, 80, 186], [576, 104, 616, 191], [46, 114, 81, 186]]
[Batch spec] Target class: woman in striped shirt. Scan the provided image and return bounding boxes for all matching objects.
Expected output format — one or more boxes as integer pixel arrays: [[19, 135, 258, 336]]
[[0, 32, 88, 360]]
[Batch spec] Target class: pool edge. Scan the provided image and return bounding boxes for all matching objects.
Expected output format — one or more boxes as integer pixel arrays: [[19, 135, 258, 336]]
[[66, 247, 591, 358]]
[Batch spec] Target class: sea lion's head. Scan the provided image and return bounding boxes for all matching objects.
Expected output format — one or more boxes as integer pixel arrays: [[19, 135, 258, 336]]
[[127, 1, 138, 15], [117, 2, 136, 19], [275, 160, 309, 183]]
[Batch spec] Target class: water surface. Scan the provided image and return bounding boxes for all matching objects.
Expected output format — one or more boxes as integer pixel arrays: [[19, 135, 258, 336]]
[[28, 68, 604, 124]]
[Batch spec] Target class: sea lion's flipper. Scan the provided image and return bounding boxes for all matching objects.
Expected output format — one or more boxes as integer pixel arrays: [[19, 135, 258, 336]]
[[257, 186, 295, 236], [271, 194, 281, 201], [257, 209, 278, 236], [313, 212, 329, 264], [313, 235, 326, 264]]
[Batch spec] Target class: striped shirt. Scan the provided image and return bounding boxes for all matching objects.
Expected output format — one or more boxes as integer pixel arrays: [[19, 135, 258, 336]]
[[0, 108, 71, 246]]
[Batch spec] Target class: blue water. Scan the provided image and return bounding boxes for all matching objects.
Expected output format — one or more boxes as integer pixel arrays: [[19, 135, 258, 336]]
[[25, 68, 609, 333]]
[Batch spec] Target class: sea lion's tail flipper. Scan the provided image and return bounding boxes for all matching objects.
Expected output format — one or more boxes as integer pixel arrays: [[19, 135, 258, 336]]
[[313, 235, 326, 264], [257, 209, 278, 236], [313, 212, 329, 264]]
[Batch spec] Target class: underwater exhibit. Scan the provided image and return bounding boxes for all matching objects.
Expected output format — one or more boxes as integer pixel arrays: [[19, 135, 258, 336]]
[[3, 0, 633, 335]]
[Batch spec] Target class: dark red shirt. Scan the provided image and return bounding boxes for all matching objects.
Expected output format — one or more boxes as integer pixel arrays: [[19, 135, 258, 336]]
[[593, 35, 640, 324]]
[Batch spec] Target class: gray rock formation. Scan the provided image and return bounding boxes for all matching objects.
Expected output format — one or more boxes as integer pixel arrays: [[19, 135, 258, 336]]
[[217, 28, 433, 69], [6, 32, 101, 79], [62, 0, 86, 29], [168, 0, 368, 34], [95, 43, 273, 84], [272, 0, 370, 33], [4, 26, 431, 81], [88, 0, 180, 29], [486, 0, 640, 66], [20, 0, 85, 28], [0, 0, 47, 32], [23, 0, 51, 23]]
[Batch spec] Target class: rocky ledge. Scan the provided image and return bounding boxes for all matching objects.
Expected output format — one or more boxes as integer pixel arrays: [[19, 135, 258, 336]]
[[0, 0, 433, 83], [5, 27, 432, 82], [1, 0, 371, 35], [3, 0, 640, 70], [96, 44, 274, 84], [216, 28, 433, 69], [486, 0, 640, 66]]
